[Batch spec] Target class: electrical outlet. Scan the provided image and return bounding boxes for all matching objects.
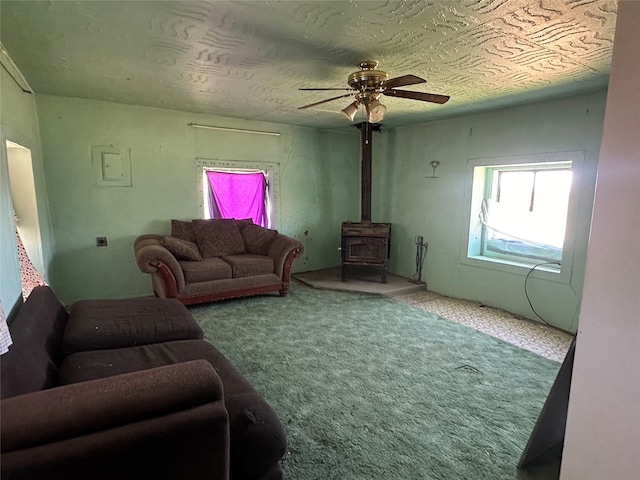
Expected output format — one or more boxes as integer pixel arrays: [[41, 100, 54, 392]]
[[96, 237, 108, 247]]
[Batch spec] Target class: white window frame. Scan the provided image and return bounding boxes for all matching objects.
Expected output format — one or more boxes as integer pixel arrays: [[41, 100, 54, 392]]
[[461, 150, 585, 285], [196, 158, 280, 229]]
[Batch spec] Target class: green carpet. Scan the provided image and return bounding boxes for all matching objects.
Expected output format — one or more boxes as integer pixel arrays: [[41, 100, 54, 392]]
[[189, 285, 562, 480]]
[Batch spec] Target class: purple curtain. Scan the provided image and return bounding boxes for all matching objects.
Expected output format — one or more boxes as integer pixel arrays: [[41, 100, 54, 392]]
[[206, 171, 267, 227]]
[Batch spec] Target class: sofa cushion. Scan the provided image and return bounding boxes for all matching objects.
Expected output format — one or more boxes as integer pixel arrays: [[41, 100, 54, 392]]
[[0, 286, 69, 399], [180, 274, 283, 299], [193, 219, 246, 257], [222, 254, 275, 278], [180, 257, 233, 283], [161, 236, 202, 261], [62, 297, 203, 354], [59, 340, 287, 480], [240, 224, 278, 256], [170, 219, 197, 243]]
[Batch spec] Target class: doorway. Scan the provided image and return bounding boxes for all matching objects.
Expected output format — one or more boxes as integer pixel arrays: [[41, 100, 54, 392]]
[[6, 140, 47, 297]]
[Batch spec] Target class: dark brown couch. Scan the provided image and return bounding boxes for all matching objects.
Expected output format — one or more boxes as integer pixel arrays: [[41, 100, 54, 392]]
[[135, 218, 304, 305], [0, 286, 286, 480]]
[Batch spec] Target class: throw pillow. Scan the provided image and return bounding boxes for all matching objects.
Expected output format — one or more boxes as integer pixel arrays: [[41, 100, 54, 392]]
[[161, 236, 202, 261], [193, 219, 246, 257], [241, 223, 278, 256], [235, 218, 254, 230], [170, 219, 197, 243]]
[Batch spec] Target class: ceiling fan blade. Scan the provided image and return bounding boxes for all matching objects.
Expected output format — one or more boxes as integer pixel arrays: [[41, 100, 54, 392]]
[[299, 88, 354, 91], [383, 74, 427, 89], [298, 93, 355, 110], [383, 89, 450, 104]]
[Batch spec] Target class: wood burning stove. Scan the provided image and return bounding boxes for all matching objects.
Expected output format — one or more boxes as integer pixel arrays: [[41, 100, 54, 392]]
[[341, 221, 391, 282], [341, 122, 391, 283]]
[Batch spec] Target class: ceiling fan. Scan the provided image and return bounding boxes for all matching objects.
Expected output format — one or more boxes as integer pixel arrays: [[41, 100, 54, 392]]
[[298, 61, 450, 123]]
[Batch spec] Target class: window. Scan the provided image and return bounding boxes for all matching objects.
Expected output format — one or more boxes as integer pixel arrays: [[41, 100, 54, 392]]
[[196, 159, 279, 229], [480, 163, 572, 263], [205, 169, 270, 227], [465, 151, 583, 276]]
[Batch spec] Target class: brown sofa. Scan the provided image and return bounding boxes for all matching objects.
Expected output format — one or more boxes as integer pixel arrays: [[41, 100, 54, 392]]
[[135, 218, 304, 305], [1, 286, 287, 480]]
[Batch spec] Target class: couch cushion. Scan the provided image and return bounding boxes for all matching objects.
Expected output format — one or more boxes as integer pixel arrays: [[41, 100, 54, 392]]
[[193, 219, 246, 258], [170, 219, 197, 243], [221, 254, 275, 278], [0, 286, 69, 399], [59, 340, 287, 480], [161, 235, 202, 261], [240, 224, 278, 256], [235, 218, 254, 228], [180, 257, 233, 283], [180, 274, 282, 299], [62, 297, 203, 354]]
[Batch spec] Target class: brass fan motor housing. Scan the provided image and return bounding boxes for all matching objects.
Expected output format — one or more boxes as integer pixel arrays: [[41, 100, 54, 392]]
[[347, 61, 388, 92]]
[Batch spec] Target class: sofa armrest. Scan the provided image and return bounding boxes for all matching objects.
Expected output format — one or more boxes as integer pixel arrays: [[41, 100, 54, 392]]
[[268, 233, 304, 278], [2, 360, 222, 452], [134, 235, 186, 296], [2, 361, 229, 480]]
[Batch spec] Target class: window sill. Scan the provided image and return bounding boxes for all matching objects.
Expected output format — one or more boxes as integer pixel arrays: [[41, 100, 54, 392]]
[[462, 255, 570, 284]]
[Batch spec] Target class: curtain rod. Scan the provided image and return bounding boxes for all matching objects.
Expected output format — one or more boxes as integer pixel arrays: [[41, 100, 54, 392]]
[[188, 123, 280, 136]]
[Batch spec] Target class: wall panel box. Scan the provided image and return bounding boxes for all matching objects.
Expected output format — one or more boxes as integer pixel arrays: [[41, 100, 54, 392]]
[[92, 145, 132, 187]]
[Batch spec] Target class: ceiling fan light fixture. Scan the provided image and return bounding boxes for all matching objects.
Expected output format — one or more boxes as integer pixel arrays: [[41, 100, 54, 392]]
[[366, 98, 386, 123], [297, 61, 450, 121], [341, 100, 360, 121], [368, 106, 386, 123]]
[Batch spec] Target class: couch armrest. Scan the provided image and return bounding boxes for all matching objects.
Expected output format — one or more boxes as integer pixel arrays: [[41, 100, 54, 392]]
[[2, 361, 229, 480], [268, 233, 304, 278], [2, 360, 223, 452], [134, 235, 186, 296]]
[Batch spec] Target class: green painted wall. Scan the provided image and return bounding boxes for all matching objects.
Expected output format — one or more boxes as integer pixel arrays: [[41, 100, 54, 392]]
[[36, 96, 360, 303], [3, 76, 607, 332], [375, 91, 607, 332], [0, 67, 54, 311]]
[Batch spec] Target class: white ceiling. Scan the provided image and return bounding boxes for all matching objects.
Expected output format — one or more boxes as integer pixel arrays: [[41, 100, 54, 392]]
[[0, 0, 617, 129]]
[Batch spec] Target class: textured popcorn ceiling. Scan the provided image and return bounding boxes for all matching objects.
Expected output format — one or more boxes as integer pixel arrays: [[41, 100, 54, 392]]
[[0, 0, 617, 128]]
